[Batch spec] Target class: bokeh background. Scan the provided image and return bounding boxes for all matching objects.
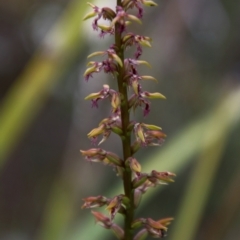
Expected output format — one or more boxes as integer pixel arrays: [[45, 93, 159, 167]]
[[0, 0, 240, 239]]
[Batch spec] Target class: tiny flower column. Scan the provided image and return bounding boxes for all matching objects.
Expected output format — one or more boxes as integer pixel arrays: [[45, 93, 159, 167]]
[[81, 1, 176, 240]]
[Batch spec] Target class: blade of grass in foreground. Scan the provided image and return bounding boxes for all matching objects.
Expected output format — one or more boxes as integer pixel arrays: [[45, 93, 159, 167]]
[[0, 0, 88, 167], [170, 89, 240, 240]]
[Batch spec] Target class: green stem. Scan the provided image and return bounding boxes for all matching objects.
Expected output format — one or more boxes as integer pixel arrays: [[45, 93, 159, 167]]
[[115, 1, 134, 239]]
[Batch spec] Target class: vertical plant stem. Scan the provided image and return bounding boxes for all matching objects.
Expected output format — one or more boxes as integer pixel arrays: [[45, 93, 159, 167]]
[[115, 1, 134, 239]]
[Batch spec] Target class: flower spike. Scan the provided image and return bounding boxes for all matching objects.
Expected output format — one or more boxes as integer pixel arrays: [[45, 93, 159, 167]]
[[81, 1, 176, 239]]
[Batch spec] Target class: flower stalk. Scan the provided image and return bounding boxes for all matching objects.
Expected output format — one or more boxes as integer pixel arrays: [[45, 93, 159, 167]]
[[81, 1, 176, 239]]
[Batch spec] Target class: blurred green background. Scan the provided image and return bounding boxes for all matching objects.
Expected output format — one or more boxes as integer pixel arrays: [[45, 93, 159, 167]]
[[0, 0, 240, 239]]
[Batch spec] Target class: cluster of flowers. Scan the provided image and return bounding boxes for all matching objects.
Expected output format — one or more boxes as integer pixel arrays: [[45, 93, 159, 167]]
[[81, 1, 176, 239]]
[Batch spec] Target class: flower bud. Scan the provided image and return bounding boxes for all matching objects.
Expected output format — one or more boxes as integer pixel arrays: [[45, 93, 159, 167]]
[[131, 141, 141, 154], [87, 124, 105, 138], [126, 157, 141, 174], [91, 211, 112, 228], [121, 195, 130, 209], [106, 195, 123, 220], [134, 123, 145, 144], [111, 223, 124, 240], [132, 79, 139, 95], [111, 126, 123, 135], [149, 170, 176, 183], [132, 218, 144, 229], [82, 196, 108, 209], [144, 218, 168, 238], [80, 148, 105, 157], [127, 121, 135, 132], [111, 92, 121, 110], [80, 148, 107, 163], [133, 229, 148, 240], [144, 130, 167, 146], [106, 152, 123, 167], [133, 189, 143, 208]]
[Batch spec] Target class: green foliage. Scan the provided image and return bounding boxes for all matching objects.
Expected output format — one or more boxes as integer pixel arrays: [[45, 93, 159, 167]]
[[0, 0, 88, 166]]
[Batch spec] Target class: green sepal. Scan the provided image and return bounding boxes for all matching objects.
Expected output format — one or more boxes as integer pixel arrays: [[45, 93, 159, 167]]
[[83, 11, 97, 21], [131, 141, 141, 155], [111, 126, 123, 135], [122, 196, 131, 209], [87, 51, 105, 58], [141, 75, 157, 82], [131, 219, 144, 229], [106, 152, 123, 167], [132, 175, 148, 189], [128, 14, 142, 25], [143, 0, 158, 7]]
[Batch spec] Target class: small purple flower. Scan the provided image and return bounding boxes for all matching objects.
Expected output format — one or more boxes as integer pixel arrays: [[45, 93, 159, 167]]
[[122, 33, 151, 59], [83, 3, 116, 32], [125, 0, 144, 18]]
